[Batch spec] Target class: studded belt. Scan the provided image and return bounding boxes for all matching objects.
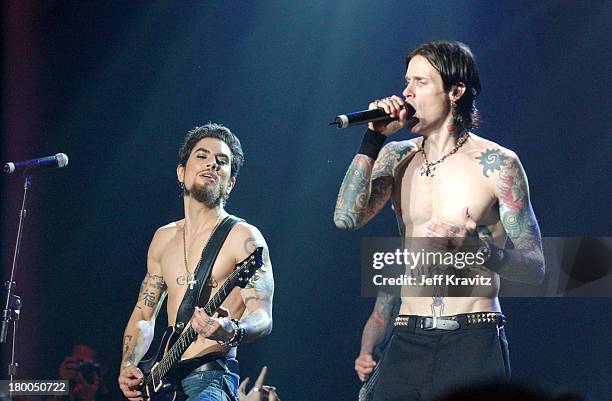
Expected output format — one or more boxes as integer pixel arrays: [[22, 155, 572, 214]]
[[394, 312, 505, 331]]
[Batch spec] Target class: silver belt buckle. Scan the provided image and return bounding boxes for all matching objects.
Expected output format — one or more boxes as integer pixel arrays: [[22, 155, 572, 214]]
[[420, 316, 437, 330]]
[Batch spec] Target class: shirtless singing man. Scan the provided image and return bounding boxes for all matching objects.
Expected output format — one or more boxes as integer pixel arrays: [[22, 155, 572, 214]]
[[119, 123, 273, 401], [334, 41, 544, 400]]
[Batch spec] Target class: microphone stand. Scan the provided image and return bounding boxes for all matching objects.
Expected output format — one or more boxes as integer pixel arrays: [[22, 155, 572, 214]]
[[2, 175, 31, 389]]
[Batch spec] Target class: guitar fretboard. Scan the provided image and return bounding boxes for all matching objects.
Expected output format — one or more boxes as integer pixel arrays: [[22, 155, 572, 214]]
[[144, 252, 259, 387]]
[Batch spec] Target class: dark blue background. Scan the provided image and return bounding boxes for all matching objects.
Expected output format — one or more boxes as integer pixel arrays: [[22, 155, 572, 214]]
[[2, 1, 611, 400]]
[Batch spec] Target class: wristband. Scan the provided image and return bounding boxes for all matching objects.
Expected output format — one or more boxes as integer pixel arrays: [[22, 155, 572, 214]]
[[222, 319, 246, 348], [358, 129, 386, 159], [476, 240, 506, 273]]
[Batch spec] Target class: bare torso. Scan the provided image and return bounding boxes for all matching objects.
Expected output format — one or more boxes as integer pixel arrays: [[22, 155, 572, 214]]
[[391, 134, 507, 315], [155, 219, 249, 359]]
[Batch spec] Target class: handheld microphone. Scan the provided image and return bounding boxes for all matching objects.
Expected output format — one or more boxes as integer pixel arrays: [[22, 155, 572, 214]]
[[3, 153, 69, 175], [330, 104, 416, 129]]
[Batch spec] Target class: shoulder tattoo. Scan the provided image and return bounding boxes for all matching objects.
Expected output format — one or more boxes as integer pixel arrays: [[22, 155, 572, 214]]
[[475, 148, 509, 177]]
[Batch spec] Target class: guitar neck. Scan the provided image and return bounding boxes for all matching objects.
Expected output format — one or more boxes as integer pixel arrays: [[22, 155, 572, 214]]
[[203, 275, 235, 315], [144, 247, 262, 387], [152, 266, 244, 380], [358, 362, 382, 401]]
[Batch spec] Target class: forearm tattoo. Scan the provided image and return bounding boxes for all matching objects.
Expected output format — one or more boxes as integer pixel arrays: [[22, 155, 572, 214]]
[[335, 155, 376, 230], [361, 292, 399, 354], [122, 332, 147, 366]]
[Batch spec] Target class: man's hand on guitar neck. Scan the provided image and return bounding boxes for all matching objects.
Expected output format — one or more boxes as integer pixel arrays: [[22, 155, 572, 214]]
[[355, 353, 377, 382], [118, 362, 144, 401], [191, 306, 236, 343]]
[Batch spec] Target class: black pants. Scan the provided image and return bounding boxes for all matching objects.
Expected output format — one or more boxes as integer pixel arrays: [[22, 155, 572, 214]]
[[373, 317, 510, 401]]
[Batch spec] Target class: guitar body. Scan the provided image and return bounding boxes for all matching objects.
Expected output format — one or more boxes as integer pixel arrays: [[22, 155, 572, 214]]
[[139, 326, 181, 401], [136, 247, 263, 401]]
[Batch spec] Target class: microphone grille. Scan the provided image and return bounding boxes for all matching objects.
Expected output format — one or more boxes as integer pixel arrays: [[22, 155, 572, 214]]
[[56, 153, 69, 168]]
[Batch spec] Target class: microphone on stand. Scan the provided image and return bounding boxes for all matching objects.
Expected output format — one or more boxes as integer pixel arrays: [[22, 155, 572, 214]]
[[3, 153, 69, 175], [330, 104, 416, 129]]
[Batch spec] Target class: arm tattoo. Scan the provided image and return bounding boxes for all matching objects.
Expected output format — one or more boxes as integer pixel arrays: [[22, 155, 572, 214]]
[[372, 291, 399, 322], [121, 334, 138, 365], [245, 261, 274, 294], [123, 335, 132, 356], [361, 292, 399, 354], [479, 150, 545, 284], [334, 143, 414, 230], [497, 157, 540, 248], [334, 155, 375, 230], [244, 295, 272, 305], [239, 236, 273, 341], [122, 273, 164, 367], [242, 268, 273, 318], [243, 237, 259, 255], [122, 333, 147, 366], [143, 293, 157, 307], [139, 272, 167, 309], [372, 142, 414, 178], [240, 276, 273, 341]]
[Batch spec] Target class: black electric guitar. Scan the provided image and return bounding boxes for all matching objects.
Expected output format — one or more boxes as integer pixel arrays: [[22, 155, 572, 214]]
[[138, 247, 264, 401]]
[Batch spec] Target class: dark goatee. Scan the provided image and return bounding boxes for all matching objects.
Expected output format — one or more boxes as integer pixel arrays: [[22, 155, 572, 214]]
[[184, 182, 227, 208]]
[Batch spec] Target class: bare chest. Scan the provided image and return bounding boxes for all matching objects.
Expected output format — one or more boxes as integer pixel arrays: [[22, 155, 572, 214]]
[[160, 234, 237, 321], [393, 151, 499, 234]]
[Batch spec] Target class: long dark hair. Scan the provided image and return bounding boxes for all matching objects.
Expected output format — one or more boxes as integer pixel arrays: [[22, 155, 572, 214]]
[[406, 41, 482, 131]]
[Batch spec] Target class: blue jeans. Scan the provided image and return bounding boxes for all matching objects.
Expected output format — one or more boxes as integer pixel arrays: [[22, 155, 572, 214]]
[[180, 360, 239, 401]]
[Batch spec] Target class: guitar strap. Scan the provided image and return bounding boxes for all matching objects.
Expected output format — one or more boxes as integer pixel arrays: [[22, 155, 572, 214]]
[[175, 214, 243, 331]]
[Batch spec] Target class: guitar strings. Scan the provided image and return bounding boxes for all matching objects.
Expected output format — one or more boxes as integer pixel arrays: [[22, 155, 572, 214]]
[[145, 253, 258, 386]]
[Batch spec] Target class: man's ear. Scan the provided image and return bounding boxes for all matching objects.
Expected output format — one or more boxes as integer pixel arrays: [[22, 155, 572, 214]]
[[227, 176, 236, 194], [449, 82, 466, 102], [177, 164, 185, 185]]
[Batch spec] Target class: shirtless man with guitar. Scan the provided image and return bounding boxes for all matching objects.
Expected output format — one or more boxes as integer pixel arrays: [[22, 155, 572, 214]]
[[335, 41, 544, 400], [119, 123, 273, 401]]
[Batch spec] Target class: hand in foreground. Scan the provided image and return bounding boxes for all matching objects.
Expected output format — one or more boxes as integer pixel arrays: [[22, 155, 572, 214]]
[[238, 366, 281, 401], [118, 363, 144, 401], [355, 353, 377, 382], [426, 207, 480, 252]]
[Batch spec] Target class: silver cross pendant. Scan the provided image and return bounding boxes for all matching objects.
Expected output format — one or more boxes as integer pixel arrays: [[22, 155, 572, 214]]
[[187, 274, 198, 290], [418, 163, 435, 177]]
